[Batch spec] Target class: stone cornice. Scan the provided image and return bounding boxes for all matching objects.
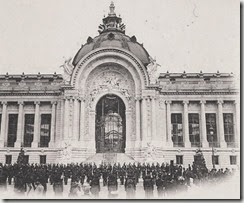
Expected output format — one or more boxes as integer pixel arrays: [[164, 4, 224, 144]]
[[0, 92, 61, 96], [160, 91, 238, 95]]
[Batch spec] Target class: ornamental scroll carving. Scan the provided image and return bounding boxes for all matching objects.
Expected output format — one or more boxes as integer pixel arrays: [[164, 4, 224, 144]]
[[85, 66, 135, 107], [84, 66, 136, 139]]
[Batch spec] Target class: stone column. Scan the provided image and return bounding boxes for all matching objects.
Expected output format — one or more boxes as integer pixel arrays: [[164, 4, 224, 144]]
[[200, 100, 209, 148], [63, 98, 70, 141], [88, 110, 96, 152], [0, 101, 7, 148], [72, 98, 79, 142], [141, 97, 148, 147], [183, 100, 191, 148], [32, 101, 40, 148], [49, 101, 57, 147], [158, 99, 167, 147], [15, 101, 24, 148], [166, 100, 173, 147], [151, 97, 157, 144], [68, 99, 73, 140], [234, 101, 240, 147], [125, 110, 132, 150], [79, 98, 85, 147], [147, 97, 152, 142], [217, 100, 226, 148], [135, 97, 141, 147]]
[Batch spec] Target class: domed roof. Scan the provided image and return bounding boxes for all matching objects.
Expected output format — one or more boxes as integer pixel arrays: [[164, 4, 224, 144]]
[[72, 2, 150, 67]]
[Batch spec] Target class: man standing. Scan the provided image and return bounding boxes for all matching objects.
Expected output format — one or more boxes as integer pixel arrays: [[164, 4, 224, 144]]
[[143, 172, 154, 199], [125, 173, 136, 199]]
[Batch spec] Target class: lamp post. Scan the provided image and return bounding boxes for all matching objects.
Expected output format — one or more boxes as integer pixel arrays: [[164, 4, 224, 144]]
[[209, 125, 215, 169]]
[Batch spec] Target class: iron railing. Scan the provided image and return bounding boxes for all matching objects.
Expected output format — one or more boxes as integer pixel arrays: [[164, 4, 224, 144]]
[[209, 142, 220, 148], [173, 142, 184, 147], [191, 142, 202, 148]]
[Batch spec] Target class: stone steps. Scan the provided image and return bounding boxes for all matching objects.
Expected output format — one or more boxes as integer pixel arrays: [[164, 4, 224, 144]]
[[85, 153, 135, 164]]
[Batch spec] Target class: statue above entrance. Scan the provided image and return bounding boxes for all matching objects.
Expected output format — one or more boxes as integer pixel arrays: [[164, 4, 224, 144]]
[[147, 56, 160, 84], [60, 57, 74, 84]]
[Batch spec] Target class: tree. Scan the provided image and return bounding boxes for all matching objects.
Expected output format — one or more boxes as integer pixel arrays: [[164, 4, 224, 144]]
[[17, 148, 25, 165], [192, 149, 208, 178]]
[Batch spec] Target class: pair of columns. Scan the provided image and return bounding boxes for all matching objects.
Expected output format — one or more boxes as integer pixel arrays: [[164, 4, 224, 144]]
[[165, 100, 229, 148], [63, 97, 85, 146], [0, 101, 57, 148], [140, 96, 158, 147]]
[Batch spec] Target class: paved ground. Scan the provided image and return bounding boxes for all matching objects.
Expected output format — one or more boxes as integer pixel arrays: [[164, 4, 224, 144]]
[[0, 174, 240, 199]]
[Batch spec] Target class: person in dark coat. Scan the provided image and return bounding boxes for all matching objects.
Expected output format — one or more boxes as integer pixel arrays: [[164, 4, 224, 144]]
[[52, 168, 64, 196], [0, 165, 8, 191], [90, 173, 100, 198], [125, 174, 136, 199], [156, 174, 166, 198], [143, 173, 154, 199], [107, 172, 118, 198]]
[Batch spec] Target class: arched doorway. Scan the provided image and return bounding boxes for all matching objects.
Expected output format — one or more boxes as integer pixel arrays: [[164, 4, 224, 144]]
[[95, 94, 126, 153]]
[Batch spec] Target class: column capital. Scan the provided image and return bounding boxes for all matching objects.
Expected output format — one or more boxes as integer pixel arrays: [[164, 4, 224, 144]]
[[217, 100, 224, 105], [1, 101, 8, 105], [234, 100, 239, 106], [142, 96, 149, 101], [51, 101, 57, 105], [34, 101, 40, 105], [135, 96, 141, 101], [78, 97, 86, 102], [183, 100, 189, 105], [18, 101, 24, 105], [165, 100, 172, 105], [200, 100, 206, 105]]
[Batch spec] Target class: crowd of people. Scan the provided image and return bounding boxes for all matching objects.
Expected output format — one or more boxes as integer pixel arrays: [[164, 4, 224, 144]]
[[0, 161, 236, 199]]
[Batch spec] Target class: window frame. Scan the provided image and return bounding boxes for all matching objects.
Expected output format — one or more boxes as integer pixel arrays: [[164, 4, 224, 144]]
[[188, 113, 200, 147], [171, 113, 184, 147], [176, 155, 183, 165]]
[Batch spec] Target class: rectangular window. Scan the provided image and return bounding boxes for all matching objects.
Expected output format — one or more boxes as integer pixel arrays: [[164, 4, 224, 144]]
[[171, 113, 183, 147], [40, 114, 51, 147], [7, 114, 18, 147], [223, 113, 235, 147], [40, 155, 46, 164], [188, 113, 200, 147], [0, 114, 2, 132], [212, 155, 219, 165], [206, 113, 219, 147], [23, 155, 29, 164], [5, 155, 12, 164], [176, 155, 183, 165], [23, 114, 34, 147], [230, 156, 237, 165]]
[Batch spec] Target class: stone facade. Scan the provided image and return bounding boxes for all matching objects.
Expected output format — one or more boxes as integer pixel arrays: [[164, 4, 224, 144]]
[[0, 3, 240, 169]]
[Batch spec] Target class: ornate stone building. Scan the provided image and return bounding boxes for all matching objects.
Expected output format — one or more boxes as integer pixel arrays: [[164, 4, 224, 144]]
[[0, 3, 239, 168]]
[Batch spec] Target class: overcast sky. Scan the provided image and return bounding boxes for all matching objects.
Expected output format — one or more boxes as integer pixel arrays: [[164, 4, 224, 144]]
[[0, 0, 240, 75]]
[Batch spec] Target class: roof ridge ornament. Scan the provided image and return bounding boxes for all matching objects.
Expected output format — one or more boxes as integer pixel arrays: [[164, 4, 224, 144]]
[[109, 1, 116, 16], [98, 2, 125, 34]]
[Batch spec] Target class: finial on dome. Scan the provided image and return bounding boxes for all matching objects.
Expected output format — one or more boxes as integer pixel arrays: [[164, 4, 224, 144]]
[[109, 2, 116, 15]]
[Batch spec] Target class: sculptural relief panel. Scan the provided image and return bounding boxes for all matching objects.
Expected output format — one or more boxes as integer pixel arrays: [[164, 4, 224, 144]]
[[83, 65, 136, 141]]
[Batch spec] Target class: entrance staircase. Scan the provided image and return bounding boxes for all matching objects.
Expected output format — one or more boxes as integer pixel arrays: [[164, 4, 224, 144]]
[[85, 153, 135, 164]]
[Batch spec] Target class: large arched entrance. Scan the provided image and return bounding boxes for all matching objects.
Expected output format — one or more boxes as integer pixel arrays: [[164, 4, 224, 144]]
[[95, 94, 126, 153]]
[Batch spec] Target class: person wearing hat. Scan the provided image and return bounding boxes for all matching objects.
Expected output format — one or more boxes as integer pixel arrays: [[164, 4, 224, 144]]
[[125, 172, 136, 199], [0, 164, 8, 191], [156, 174, 166, 198], [107, 172, 118, 198], [90, 172, 101, 198], [143, 172, 154, 199], [69, 180, 81, 198]]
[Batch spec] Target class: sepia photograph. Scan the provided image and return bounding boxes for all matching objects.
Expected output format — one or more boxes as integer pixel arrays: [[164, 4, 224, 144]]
[[0, 0, 240, 200]]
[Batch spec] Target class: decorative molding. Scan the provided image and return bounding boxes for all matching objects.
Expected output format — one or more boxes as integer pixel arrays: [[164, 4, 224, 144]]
[[72, 48, 149, 87]]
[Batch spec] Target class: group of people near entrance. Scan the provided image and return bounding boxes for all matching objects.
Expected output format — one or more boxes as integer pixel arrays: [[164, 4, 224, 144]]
[[0, 162, 235, 199]]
